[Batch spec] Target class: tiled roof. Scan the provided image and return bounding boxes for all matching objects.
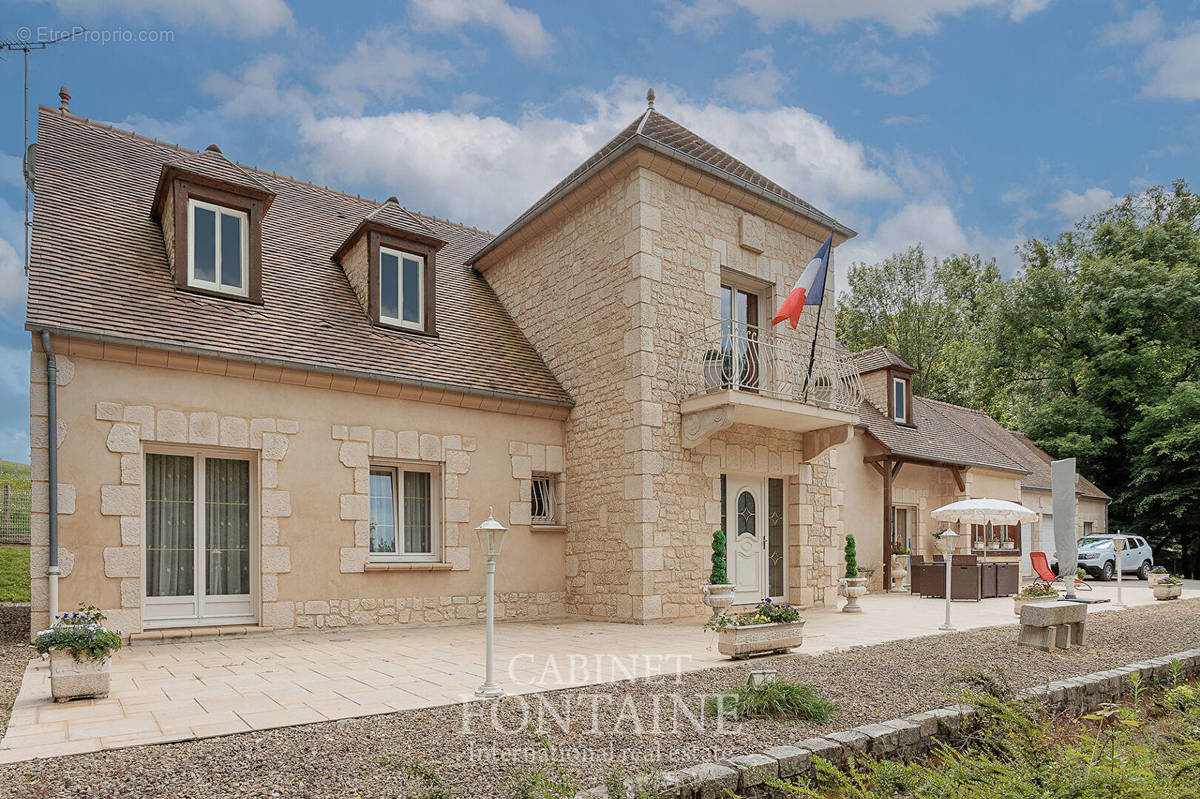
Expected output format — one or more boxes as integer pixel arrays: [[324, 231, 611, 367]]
[[364, 199, 444, 243], [164, 147, 274, 198], [469, 106, 853, 265], [1004, 432, 1110, 500], [26, 108, 571, 407], [858, 396, 1029, 473], [852, 346, 917, 374]]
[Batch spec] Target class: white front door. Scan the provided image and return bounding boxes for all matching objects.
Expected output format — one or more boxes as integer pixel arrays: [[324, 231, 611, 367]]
[[143, 451, 257, 628], [726, 474, 785, 605]]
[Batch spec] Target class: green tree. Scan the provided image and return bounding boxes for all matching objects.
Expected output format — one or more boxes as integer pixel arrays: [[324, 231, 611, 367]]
[[836, 246, 1003, 410]]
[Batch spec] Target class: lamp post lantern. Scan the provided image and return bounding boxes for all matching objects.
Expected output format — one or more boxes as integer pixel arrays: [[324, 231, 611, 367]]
[[935, 528, 960, 632], [474, 507, 508, 698], [1111, 534, 1126, 608]]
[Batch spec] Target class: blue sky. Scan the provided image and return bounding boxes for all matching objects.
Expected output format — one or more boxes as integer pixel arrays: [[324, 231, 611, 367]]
[[1, 0, 1198, 463]]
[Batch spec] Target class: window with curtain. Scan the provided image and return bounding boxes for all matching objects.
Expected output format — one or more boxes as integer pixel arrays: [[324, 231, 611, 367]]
[[205, 458, 250, 596], [368, 464, 438, 561], [145, 453, 195, 597]]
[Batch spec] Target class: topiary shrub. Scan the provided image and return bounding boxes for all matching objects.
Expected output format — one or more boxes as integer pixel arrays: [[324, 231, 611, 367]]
[[844, 534, 859, 579], [710, 529, 728, 584]]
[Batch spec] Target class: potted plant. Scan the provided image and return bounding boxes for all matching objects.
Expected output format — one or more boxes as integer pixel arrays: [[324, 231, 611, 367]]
[[840, 534, 868, 613], [35, 605, 123, 702], [706, 598, 805, 659], [702, 349, 725, 390], [1013, 579, 1058, 616], [890, 543, 910, 590], [1147, 565, 1169, 588], [701, 529, 735, 620], [1153, 575, 1183, 601]]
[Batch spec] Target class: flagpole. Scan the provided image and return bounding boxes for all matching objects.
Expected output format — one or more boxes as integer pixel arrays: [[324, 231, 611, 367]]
[[800, 297, 823, 402]]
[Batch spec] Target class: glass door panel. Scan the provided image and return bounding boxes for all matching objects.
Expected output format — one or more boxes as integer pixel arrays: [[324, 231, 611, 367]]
[[205, 458, 250, 596], [767, 478, 785, 598], [145, 454, 195, 598]]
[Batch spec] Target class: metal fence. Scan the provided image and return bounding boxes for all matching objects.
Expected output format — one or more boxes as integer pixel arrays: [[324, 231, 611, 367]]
[[0, 483, 31, 545]]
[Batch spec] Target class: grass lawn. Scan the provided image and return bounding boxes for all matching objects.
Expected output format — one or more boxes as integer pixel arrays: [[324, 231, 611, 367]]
[[0, 545, 30, 602], [0, 461, 30, 491]]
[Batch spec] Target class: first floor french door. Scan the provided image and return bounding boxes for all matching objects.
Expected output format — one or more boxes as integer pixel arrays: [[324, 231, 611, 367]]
[[143, 450, 257, 628], [724, 474, 786, 605]]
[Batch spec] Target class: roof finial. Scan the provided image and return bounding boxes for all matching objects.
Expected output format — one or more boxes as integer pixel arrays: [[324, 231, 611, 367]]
[[58, 85, 70, 113], [646, 87, 655, 109]]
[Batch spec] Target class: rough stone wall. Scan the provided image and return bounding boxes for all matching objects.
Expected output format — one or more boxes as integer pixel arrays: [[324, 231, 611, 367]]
[[294, 591, 567, 629], [162, 188, 176, 280], [861, 369, 888, 415], [338, 233, 369, 316], [481, 172, 638, 620]]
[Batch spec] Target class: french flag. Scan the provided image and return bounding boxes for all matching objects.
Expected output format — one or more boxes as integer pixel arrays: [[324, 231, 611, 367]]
[[772, 234, 832, 329]]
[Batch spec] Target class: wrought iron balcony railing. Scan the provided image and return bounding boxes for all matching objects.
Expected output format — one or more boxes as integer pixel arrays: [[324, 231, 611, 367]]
[[677, 321, 866, 413]]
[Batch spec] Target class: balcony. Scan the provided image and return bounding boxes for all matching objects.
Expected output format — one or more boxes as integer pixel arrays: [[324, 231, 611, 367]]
[[676, 321, 865, 452]]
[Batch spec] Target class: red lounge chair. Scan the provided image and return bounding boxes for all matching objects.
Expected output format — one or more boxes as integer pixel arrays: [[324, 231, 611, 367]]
[[1030, 551, 1092, 591]]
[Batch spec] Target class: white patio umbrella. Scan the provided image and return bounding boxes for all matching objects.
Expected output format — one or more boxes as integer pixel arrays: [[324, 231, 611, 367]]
[[931, 499, 1038, 562]]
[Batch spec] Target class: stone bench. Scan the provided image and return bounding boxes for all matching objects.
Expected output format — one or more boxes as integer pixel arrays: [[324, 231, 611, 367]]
[[1018, 600, 1087, 651]]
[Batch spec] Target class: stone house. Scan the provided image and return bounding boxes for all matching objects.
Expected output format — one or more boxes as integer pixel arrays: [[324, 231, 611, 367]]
[[839, 346, 1110, 591], [25, 93, 1106, 639]]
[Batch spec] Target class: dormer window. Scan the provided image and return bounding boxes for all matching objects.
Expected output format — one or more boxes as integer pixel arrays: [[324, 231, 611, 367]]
[[379, 246, 425, 330], [189, 199, 249, 296], [150, 144, 273, 305], [892, 376, 909, 424]]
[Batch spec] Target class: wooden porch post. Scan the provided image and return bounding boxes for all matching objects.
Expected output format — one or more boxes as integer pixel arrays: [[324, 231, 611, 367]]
[[883, 460, 903, 590]]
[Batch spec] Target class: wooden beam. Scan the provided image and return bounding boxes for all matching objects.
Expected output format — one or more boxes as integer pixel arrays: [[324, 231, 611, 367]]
[[950, 466, 965, 492], [868, 461, 887, 478], [883, 457, 893, 590]]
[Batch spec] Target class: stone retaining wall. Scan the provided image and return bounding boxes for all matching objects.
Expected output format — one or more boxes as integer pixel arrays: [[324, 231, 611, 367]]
[[577, 648, 1200, 798]]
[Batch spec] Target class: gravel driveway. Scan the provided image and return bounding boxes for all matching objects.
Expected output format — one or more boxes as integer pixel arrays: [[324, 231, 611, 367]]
[[2, 599, 1197, 799]]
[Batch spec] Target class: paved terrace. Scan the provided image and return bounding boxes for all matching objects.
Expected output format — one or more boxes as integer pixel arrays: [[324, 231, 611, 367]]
[[2, 580, 1192, 763]]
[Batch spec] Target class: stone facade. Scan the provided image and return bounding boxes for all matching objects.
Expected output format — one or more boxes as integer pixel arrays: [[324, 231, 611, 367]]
[[293, 591, 567, 629], [480, 153, 847, 621]]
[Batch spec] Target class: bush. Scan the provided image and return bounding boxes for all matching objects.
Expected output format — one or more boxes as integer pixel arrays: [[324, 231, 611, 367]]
[[706, 679, 836, 722], [707, 598, 801, 630], [35, 605, 123, 661], [845, 534, 859, 578], [1016, 579, 1058, 598], [709, 529, 728, 585]]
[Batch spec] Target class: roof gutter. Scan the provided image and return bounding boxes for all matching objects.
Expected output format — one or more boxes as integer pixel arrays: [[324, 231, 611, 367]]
[[39, 331, 61, 623], [31, 324, 575, 412], [467, 134, 857, 267]]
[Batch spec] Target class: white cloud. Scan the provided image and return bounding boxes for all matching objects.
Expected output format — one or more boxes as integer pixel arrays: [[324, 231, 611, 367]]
[[715, 46, 785, 107], [1102, 6, 1163, 46], [36, 0, 293, 37], [201, 54, 314, 118], [297, 80, 898, 232], [318, 30, 455, 112], [666, 0, 1053, 37], [838, 38, 934, 95], [1051, 187, 1117, 219], [838, 200, 1022, 283], [1140, 23, 1200, 101], [409, 0, 552, 59], [0, 237, 26, 313]]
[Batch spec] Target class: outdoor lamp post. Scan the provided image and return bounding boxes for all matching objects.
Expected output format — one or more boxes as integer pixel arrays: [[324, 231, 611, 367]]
[[935, 528, 960, 632], [1111, 534, 1126, 608], [474, 507, 508, 698]]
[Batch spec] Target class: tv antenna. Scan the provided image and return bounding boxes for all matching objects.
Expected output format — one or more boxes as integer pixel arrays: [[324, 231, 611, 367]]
[[1, 29, 80, 273]]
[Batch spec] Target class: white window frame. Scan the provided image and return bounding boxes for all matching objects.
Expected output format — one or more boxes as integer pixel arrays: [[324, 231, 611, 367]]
[[892, 376, 908, 423], [368, 462, 440, 563], [531, 473, 559, 526], [187, 198, 249, 297], [142, 444, 259, 628], [378, 245, 425, 331]]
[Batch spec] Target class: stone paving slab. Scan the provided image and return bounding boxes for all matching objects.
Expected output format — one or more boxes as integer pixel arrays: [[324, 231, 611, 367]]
[[0, 580, 1186, 763]]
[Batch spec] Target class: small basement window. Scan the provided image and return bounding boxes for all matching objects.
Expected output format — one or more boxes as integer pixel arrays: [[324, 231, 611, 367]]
[[531, 474, 558, 526], [188, 199, 249, 297], [378, 246, 425, 330], [368, 465, 439, 562]]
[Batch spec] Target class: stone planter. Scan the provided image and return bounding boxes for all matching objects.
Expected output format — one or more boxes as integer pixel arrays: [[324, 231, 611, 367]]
[[49, 651, 112, 702], [890, 555, 909, 590], [716, 619, 805, 659], [1148, 572, 1169, 589], [1013, 592, 1058, 616], [703, 358, 724, 390], [1153, 583, 1183, 601], [700, 583, 736, 620], [841, 577, 868, 613]]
